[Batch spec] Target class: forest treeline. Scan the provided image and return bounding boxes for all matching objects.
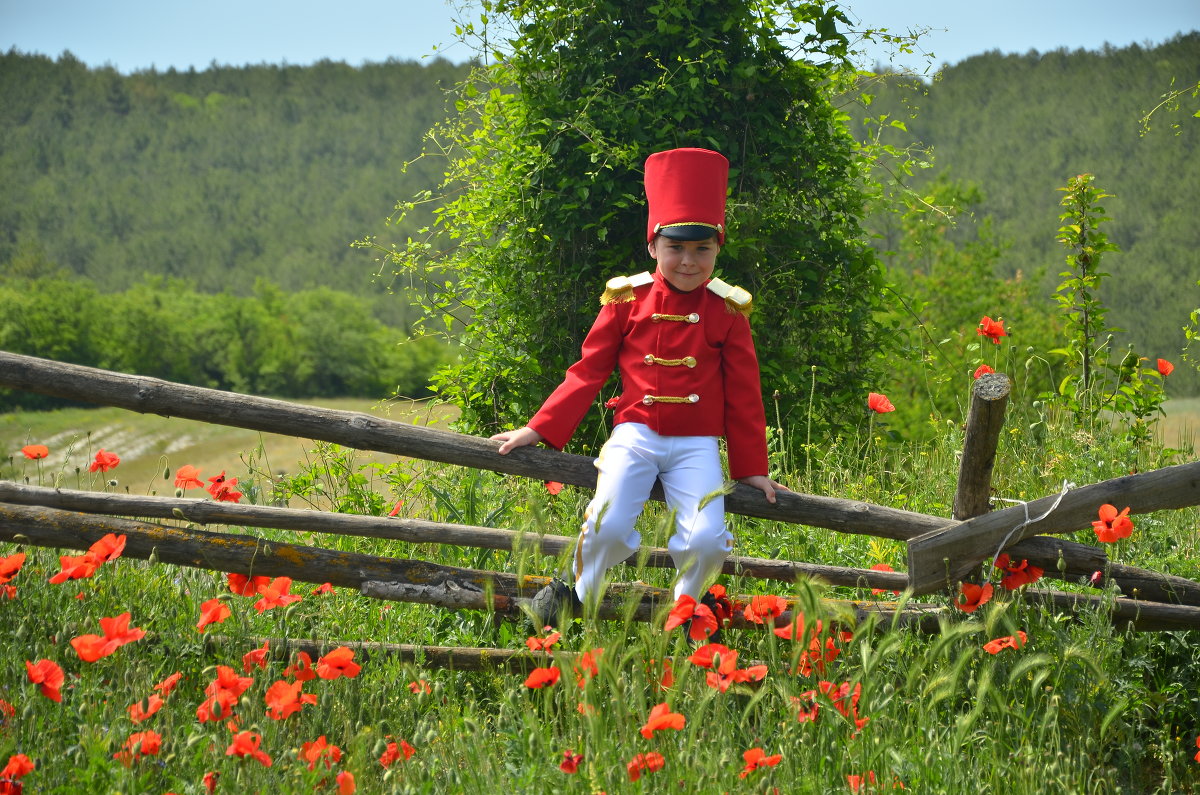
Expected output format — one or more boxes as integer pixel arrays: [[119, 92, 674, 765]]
[[849, 33, 1200, 394], [1, 34, 1197, 398], [0, 276, 447, 411]]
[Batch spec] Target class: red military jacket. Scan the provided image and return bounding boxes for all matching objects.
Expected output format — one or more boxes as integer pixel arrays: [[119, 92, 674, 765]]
[[527, 270, 769, 480]]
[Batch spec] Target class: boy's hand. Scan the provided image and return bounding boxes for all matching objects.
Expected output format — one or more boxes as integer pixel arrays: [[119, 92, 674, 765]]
[[737, 475, 789, 504], [490, 426, 544, 455]]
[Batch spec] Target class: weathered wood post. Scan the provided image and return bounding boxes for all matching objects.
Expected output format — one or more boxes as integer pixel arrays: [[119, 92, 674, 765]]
[[953, 372, 1011, 521], [951, 372, 1011, 586]]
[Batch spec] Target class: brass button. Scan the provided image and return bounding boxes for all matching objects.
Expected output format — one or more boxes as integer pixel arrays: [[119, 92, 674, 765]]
[[642, 395, 655, 405], [643, 354, 655, 365], [683, 356, 696, 368], [686, 313, 700, 323]]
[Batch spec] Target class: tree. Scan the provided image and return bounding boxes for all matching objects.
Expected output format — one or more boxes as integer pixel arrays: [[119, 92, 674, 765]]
[[373, 0, 886, 453]]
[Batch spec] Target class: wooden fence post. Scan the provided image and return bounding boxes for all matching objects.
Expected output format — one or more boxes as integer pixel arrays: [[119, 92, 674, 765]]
[[953, 372, 1011, 521]]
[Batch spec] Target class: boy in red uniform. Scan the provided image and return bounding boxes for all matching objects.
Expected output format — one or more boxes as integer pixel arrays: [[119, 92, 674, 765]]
[[492, 147, 785, 627]]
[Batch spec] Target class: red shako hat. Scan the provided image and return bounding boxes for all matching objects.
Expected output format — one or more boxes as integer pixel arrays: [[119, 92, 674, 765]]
[[645, 147, 729, 244]]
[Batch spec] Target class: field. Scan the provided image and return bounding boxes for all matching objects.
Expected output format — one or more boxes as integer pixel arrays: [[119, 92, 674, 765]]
[[2, 393, 1200, 793], [0, 397, 458, 502]]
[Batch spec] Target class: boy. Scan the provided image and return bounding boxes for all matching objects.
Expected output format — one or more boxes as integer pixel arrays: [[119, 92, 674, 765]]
[[492, 147, 785, 627]]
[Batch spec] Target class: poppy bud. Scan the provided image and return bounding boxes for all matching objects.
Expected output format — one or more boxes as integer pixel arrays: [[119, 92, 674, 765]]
[[1089, 571, 1103, 587]]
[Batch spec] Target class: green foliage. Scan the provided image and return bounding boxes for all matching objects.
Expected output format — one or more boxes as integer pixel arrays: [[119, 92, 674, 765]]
[[844, 33, 1200, 397], [1047, 175, 1170, 443], [872, 177, 1062, 439], [370, 0, 887, 448], [0, 50, 470, 299], [0, 276, 449, 410]]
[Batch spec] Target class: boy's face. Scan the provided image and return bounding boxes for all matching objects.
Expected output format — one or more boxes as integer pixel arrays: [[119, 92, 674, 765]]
[[648, 235, 720, 293]]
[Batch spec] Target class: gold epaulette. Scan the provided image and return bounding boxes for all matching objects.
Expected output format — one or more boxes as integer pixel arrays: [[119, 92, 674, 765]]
[[706, 277, 753, 316], [600, 271, 654, 305]]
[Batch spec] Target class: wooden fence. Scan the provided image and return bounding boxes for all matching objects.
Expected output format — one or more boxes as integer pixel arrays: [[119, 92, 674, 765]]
[[2, 350, 1200, 638]]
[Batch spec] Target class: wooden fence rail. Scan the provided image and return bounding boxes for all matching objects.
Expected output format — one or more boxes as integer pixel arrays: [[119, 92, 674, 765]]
[[0, 351, 949, 537], [3, 350, 1200, 632]]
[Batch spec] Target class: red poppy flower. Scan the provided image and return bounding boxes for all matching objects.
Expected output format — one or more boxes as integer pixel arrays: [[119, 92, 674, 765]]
[[379, 739, 416, 767], [89, 449, 121, 473], [206, 666, 253, 699], [983, 631, 1028, 654], [113, 730, 162, 766], [867, 392, 896, 413], [336, 770, 356, 795], [127, 694, 164, 723], [646, 657, 674, 691], [25, 658, 63, 702], [311, 582, 334, 595], [88, 533, 126, 564], [1157, 358, 1174, 377], [706, 581, 734, 611], [203, 771, 219, 794], [284, 651, 317, 682], [572, 648, 603, 688], [241, 640, 270, 673], [300, 736, 342, 770], [100, 612, 145, 647], [1, 753, 34, 779], [994, 553, 1044, 590], [525, 630, 561, 653], [196, 689, 238, 723], [228, 572, 271, 596], [0, 553, 25, 585], [847, 771, 877, 792], [603, 396, 621, 409], [20, 444, 49, 460], [977, 316, 1007, 344], [664, 594, 718, 641], [47, 553, 99, 584], [559, 750, 583, 774], [705, 651, 767, 693], [254, 577, 302, 613], [210, 479, 243, 503], [640, 702, 685, 739], [973, 364, 995, 379], [316, 646, 361, 680], [545, 481, 564, 495], [225, 731, 272, 767], [743, 594, 789, 625], [196, 598, 231, 631], [627, 751, 665, 782], [524, 666, 561, 689], [869, 563, 900, 595], [153, 671, 183, 697], [1092, 503, 1133, 543], [408, 679, 432, 695], [740, 747, 782, 778], [174, 465, 204, 489], [954, 581, 994, 613], [265, 679, 317, 720], [795, 680, 869, 733], [1194, 735, 1199, 763]]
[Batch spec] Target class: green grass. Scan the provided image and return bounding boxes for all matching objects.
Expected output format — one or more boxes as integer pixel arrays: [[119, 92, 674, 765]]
[[2, 406, 1200, 793]]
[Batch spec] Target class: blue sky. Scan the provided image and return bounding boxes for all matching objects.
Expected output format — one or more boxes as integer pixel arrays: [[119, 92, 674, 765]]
[[1, 0, 1196, 74]]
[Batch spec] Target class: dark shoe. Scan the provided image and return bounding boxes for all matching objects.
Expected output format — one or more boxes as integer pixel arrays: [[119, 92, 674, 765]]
[[530, 579, 582, 629], [696, 590, 725, 646]]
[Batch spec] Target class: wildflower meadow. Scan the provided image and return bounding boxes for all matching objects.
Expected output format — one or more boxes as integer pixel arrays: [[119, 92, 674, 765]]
[[2, 350, 1200, 795]]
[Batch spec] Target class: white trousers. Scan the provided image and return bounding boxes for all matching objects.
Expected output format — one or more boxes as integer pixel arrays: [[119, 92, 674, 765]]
[[572, 422, 731, 602]]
